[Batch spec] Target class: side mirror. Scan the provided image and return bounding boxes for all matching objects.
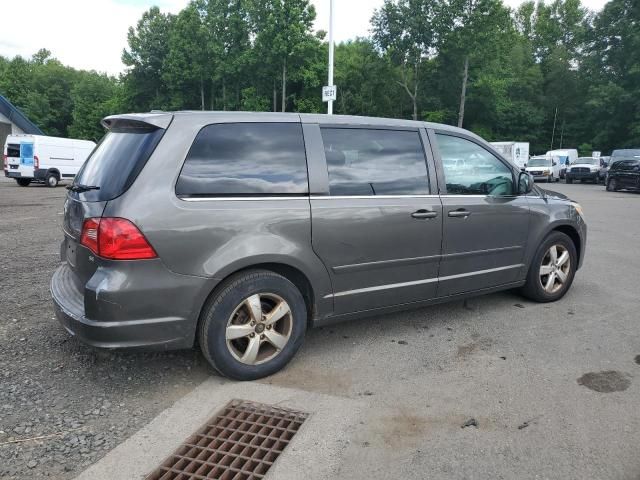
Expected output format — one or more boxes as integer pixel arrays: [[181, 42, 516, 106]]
[[518, 171, 533, 194], [552, 161, 557, 166]]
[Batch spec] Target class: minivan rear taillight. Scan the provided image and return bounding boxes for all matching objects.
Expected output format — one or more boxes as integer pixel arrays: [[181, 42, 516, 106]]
[[80, 217, 157, 260], [34, 155, 39, 169]]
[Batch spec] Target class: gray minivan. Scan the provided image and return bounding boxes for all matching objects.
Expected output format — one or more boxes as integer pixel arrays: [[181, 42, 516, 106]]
[[51, 112, 587, 380]]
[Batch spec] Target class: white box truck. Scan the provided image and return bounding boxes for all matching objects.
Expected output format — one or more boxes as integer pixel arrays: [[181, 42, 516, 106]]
[[3, 134, 95, 187], [490, 142, 530, 169]]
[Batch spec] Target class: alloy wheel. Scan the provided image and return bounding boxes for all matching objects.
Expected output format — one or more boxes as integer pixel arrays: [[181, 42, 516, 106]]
[[539, 245, 571, 294], [225, 293, 293, 365]]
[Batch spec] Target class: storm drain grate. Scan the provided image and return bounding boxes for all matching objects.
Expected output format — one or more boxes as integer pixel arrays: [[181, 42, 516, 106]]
[[145, 399, 309, 480]]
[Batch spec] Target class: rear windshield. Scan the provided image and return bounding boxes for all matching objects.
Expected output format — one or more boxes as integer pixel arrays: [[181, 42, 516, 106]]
[[6, 144, 20, 157], [73, 128, 164, 201]]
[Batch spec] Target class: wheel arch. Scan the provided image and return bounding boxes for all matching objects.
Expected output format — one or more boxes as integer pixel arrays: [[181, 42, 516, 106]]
[[47, 168, 60, 178], [551, 224, 581, 263], [194, 261, 322, 347]]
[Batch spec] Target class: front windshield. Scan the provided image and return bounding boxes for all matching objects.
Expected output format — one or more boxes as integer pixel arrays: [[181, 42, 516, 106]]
[[575, 157, 599, 165], [528, 158, 550, 167]]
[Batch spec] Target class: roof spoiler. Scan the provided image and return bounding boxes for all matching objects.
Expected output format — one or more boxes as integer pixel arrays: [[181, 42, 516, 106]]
[[101, 113, 173, 131]]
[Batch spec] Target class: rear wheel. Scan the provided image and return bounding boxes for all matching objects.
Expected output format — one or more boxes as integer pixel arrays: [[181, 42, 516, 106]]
[[45, 173, 59, 188], [16, 178, 31, 187], [198, 270, 307, 380], [607, 178, 618, 191], [521, 231, 577, 303]]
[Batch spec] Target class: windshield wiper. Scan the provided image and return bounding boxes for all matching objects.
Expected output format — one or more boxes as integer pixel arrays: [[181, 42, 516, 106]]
[[66, 184, 101, 193]]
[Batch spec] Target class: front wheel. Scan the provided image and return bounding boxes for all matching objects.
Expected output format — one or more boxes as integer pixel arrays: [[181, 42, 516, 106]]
[[198, 270, 307, 380], [566, 177, 573, 184], [16, 178, 31, 187], [607, 178, 618, 191], [521, 231, 577, 303], [547, 175, 554, 183]]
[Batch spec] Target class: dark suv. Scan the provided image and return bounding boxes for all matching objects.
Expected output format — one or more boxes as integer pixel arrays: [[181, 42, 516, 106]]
[[51, 112, 587, 380], [606, 156, 640, 192]]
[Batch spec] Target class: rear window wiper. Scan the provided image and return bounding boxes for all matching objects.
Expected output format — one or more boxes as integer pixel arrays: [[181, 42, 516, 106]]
[[66, 184, 101, 193]]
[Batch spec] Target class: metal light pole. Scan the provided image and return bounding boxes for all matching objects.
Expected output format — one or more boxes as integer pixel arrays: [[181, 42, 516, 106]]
[[327, 0, 335, 114]]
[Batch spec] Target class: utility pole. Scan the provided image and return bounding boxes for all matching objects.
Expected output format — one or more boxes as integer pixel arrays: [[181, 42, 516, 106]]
[[550, 106, 558, 150], [327, 0, 335, 114]]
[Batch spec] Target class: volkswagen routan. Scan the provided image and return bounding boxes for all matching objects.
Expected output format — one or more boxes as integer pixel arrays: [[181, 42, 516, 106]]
[[51, 112, 587, 380]]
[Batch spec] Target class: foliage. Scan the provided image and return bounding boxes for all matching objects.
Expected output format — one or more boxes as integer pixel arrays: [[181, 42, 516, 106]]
[[0, 0, 637, 155]]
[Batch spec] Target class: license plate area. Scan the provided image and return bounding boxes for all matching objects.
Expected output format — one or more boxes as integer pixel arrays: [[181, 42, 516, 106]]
[[66, 237, 78, 268]]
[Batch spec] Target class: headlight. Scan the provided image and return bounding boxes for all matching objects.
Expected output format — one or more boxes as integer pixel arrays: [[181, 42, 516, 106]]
[[571, 202, 584, 216]]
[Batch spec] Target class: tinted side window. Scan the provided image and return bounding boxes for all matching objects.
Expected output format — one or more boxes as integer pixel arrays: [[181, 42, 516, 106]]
[[436, 134, 513, 196], [320, 128, 429, 196], [176, 123, 308, 196]]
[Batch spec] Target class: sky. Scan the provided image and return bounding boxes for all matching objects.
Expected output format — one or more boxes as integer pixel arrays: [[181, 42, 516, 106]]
[[0, 0, 609, 76]]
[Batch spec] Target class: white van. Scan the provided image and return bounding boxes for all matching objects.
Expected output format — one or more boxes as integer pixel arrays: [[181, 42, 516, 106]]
[[526, 155, 562, 182], [3, 134, 96, 187], [546, 149, 578, 179]]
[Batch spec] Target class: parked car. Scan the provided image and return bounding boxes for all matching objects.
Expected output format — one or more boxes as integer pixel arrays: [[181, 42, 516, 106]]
[[526, 156, 561, 182], [606, 157, 640, 192], [3, 134, 95, 187], [598, 156, 611, 183], [565, 157, 601, 183], [50, 112, 587, 380]]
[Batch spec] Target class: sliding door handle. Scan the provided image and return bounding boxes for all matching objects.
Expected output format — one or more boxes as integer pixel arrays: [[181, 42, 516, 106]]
[[448, 209, 471, 218], [411, 209, 438, 219]]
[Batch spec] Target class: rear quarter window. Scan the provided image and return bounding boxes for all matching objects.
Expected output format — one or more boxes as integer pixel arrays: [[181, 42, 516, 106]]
[[176, 123, 308, 197], [73, 128, 164, 201]]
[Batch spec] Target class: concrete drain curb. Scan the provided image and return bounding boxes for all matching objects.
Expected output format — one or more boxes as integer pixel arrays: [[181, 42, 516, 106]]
[[74, 379, 364, 480]]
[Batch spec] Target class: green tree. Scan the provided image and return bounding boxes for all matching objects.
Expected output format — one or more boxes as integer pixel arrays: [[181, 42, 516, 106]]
[[122, 7, 175, 110], [250, 0, 317, 112], [372, 0, 447, 120], [69, 73, 122, 141]]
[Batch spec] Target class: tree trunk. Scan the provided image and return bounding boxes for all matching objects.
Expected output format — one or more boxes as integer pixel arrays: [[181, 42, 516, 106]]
[[200, 75, 205, 111], [273, 80, 277, 112], [211, 78, 216, 110], [222, 80, 227, 111], [457, 56, 469, 128], [281, 58, 287, 112]]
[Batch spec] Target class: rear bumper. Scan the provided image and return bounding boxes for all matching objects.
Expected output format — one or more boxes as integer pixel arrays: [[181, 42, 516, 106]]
[[51, 262, 212, 350]]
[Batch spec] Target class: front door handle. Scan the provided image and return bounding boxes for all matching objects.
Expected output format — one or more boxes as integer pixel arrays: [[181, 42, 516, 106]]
[[411, 209, 438, 219], [448, 209, 471, 218]]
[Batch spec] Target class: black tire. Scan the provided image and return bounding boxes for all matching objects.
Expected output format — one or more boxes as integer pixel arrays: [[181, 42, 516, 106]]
[[566, 178, 573, 184], [521, 231, 577, 303], [547, 175, 553, 183], [16, 178, 31, 187], [606, 178, 618, 191], [45, 173, 59, 188], [198, 270, 307, 380]]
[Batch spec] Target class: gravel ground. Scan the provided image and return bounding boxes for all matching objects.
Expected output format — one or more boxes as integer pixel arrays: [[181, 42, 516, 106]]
[[1, 176, 640, 479], [0, 178, 210, 479]]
